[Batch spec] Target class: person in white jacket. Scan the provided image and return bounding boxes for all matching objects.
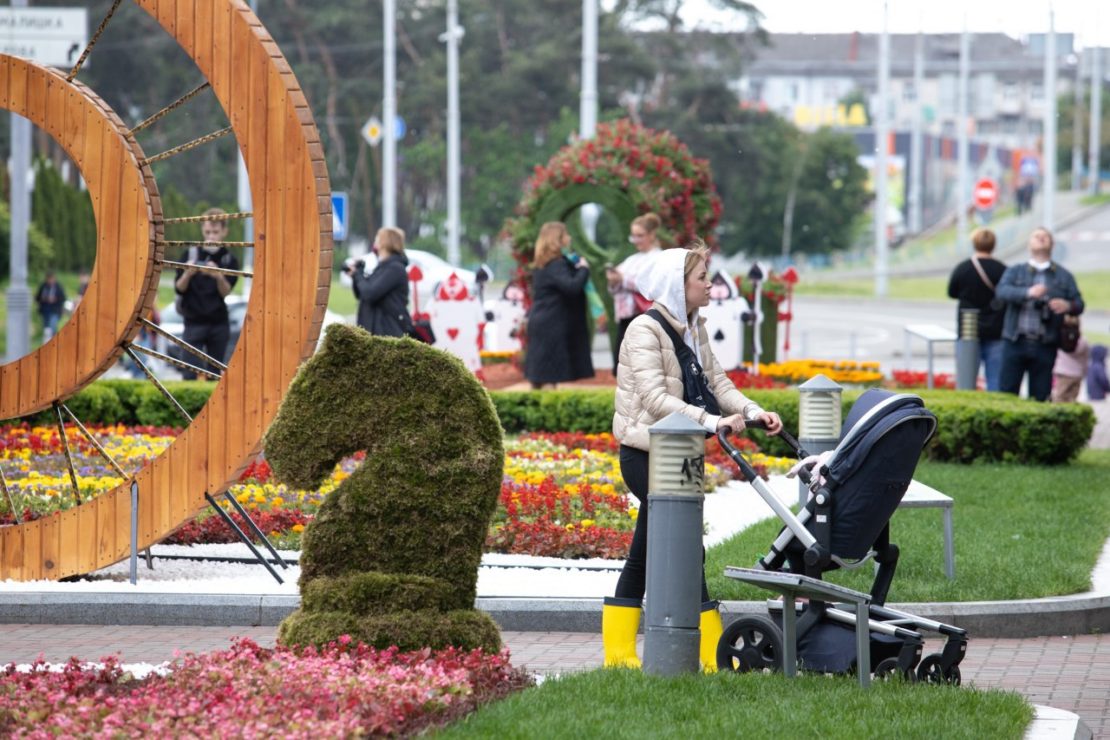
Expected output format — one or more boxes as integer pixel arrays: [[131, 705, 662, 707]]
[[605, 213, 663, 368], [602, 242, 783, 672]]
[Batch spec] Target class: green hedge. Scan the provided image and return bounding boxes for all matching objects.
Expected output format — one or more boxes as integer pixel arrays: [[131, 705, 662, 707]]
[[10, 380, 1095, 466]]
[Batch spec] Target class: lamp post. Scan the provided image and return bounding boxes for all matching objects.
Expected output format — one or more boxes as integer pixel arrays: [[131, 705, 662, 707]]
[[642, 412, 706, 677], [797, 375, 842, 507], [955, 309, 979, 390]]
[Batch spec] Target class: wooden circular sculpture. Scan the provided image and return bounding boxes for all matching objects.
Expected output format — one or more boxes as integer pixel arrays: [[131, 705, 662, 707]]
[[0, 0, 332, 581]]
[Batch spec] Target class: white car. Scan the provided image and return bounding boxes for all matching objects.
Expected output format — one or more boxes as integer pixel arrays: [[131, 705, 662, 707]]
[[152, 295, 344, 376], [343, 249, 491, 311]]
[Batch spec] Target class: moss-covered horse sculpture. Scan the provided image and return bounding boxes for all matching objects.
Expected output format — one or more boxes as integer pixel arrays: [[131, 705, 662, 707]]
[[265, 323, 503, 651]]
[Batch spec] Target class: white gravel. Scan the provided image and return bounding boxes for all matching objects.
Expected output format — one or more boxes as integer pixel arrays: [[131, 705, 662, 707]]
[[0, 477, 799, 599]]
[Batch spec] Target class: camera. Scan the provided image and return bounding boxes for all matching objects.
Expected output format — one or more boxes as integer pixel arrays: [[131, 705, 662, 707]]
[[1034, 299, 1052, 322]]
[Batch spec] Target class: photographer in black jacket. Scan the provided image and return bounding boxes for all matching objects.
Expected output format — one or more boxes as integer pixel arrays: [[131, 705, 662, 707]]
[[947, 228, 1007, 390], [994, 228, 1084, 401], [174, 208, 239, 379], [346, 227, 410, 337]]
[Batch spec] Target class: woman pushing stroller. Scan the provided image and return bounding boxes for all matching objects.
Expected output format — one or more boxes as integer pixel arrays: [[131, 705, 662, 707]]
[[604, 240, 783, 671]]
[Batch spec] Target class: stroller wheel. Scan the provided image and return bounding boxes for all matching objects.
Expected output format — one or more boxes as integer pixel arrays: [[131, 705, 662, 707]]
[[873, 657, 915, 682], [716, 616, 784, 673], [916, 654, 962, 685]]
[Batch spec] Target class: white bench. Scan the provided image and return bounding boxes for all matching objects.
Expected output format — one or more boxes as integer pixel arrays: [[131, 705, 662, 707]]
[[903, 324, 957, 389], [899, 480, 955, 579]]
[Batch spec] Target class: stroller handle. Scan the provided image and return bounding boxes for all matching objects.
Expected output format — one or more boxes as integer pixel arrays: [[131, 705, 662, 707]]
[[718, 420, 806, 458]]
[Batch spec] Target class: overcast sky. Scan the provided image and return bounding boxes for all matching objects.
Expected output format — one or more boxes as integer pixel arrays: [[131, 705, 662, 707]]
[[677, 1, 1108, 49]]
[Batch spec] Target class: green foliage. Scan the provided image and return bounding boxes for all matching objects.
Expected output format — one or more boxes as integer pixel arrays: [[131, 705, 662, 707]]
[[488, 388, 1094, 464], [130, 382, 213, 426], [62, 383, 126, 426], [30, 158, 95, 273], [264, 324, 504, 651], [434, 669, 1032, 739], [708, 451, 1110, 602], [0, 200, 55, 282]]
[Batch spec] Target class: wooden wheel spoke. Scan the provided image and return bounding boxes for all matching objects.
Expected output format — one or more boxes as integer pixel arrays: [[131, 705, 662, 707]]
[[158, 259, 253, 280], [129, 82, 213, 135], [124, 347, 193, 424], [60, 404, 128, 480], [128, 342, 222, 381], [139, 319, 228, 372], [52, 403, 83, 506]]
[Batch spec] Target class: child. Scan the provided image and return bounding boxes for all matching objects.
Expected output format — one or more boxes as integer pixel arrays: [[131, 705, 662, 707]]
[[1052, 337, 1090, 403], [1089, 345, 1109, 401]]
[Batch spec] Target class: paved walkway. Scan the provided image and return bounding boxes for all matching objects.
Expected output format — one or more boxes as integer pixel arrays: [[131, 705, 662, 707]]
[[0, 625, 1106, 737]]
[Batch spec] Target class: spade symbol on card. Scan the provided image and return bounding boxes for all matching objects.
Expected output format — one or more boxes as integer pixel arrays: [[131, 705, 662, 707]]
[[713, 329, 725, 343]]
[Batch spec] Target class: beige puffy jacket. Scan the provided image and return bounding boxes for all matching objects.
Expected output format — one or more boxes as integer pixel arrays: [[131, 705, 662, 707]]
[[613, 303, 764, 451]]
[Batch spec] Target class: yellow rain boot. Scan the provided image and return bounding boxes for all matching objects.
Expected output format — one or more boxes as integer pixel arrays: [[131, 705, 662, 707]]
[[602, 597, 642, 668], [700, 600, 724, 673]]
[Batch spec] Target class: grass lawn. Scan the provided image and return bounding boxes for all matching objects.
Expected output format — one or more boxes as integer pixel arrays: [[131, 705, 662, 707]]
[[707, 449, 1110, 603], [433, 669, 1032, 739]]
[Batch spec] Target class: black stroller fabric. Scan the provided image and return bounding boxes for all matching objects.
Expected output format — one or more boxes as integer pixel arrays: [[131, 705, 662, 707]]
[[818, 390, 937, 561]]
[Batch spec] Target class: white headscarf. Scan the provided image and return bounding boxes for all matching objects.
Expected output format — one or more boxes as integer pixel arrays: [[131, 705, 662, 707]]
[[639, 248, 700, 355]]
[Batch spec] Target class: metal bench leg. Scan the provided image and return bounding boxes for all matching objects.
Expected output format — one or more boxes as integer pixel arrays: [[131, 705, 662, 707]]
[[856, 601, 871, 688], [782, 594, 797, 677], [944, 507, 955, 579]]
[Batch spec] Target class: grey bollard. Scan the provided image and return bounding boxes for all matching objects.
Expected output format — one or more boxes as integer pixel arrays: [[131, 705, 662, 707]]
[[956, 308, 980, 391], [797, 375, 842, 507], [643, 412, 706, 677]]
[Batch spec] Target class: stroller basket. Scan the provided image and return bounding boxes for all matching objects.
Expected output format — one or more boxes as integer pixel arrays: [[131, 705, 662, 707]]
[[715, 389, 967, 683]]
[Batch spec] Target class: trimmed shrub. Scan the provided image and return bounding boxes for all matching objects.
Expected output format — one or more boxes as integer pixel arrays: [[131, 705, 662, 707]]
[[264, 324, 504, 651]]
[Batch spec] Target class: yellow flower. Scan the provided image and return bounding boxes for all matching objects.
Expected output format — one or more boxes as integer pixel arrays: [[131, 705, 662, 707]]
[[291, 523, 305, 533]]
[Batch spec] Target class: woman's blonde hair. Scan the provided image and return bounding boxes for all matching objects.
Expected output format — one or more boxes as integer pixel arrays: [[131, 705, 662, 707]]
[[375, 227, 406, 257], [533, 222, 568, 268], [631, 212, 661, 234], [683, 238, 710, 281]]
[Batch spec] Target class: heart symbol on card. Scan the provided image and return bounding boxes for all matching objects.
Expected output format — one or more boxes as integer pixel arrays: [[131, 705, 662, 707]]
[[447, 328, 459, 340]]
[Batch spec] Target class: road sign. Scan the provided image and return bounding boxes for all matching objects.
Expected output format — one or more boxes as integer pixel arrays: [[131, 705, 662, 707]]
[[0, 8, 88, 68], [331, 191, 349, 241], [360, 115, 406, 147], [361, 116, 382, 147], [973, 178, 998, 211]]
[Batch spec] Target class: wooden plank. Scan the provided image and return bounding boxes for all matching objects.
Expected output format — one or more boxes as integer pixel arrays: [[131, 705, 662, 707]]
[[0, 361, 20, 421], [57, 508, 80, 575], [75, 104, 101, 380], [96, 129, 124, 357], [262, 63, 287, 426], [206, 381, 227, 489], [0, 525, 22, 581], [7, 60, 27, 116], [76, 499, 99, 575], [157, 0, 176, 37], [193, 0, 213, 77], [35, 330, 57, 408], [38, 513, 59, 581], [175, 0, 195, 57], [22, 518, 42, 581]]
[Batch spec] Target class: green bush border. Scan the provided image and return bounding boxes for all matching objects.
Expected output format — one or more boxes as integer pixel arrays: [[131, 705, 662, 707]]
[[14, 380, 1095, 465]]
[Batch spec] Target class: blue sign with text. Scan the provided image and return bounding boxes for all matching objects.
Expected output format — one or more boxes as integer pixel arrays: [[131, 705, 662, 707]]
[[331, 191, 349, 241]]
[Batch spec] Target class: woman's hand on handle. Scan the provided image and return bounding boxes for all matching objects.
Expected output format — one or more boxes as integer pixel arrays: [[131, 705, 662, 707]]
[[757, 411, 783, 436], [716, 414, 747, 436]]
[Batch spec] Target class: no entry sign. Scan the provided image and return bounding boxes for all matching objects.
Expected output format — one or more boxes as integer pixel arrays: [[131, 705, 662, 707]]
[[974, 178, 998, 210]]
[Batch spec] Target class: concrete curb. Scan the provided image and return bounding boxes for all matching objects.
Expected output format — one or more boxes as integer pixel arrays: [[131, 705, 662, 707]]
[[1030, 706, 1093, 740], [1, 591, 1108, 637]]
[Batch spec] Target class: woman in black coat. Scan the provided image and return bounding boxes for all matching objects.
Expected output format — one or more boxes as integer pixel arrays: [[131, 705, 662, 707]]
[[524, 222, 595, 388], [347, 227, 410, 337]]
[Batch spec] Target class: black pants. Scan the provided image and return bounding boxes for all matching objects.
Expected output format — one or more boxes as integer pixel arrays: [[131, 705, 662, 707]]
[[614, 445, 711, 604], [1000, 338, 1056, 402], [181, 320, 230, 380]]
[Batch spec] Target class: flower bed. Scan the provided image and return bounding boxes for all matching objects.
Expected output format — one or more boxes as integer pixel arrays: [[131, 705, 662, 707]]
[[0, 638, 532, 737], [0, 426, 796, 559]]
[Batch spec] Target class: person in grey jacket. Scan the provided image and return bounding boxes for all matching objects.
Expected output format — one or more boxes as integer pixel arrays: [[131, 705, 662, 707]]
[[994, 227, 1084, 401], [347, 227, 410, 337]]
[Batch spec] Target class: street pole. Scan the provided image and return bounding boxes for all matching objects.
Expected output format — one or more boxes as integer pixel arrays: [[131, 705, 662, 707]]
[[1043, 11, 1058, 231], [1072, 54, 1084, 192], [1089, 44, 1102, 196], [908, 31, 924, 234], [382, 0, 397, 228], [956, 25, 970, 253], [239, 0, 258, 298], [6, 0, 32, 362], [580, 0, 599, 241], [874, 1, 890, 298], [441, 0, 463, 265]]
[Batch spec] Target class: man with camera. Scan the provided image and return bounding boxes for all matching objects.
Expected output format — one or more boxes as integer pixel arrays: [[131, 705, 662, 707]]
[[995, 227, 1084, 401], [173, 208, 240, 379]]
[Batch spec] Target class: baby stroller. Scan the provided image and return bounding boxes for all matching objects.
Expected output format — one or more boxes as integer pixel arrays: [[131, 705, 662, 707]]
[[714, 389, 968, 683]]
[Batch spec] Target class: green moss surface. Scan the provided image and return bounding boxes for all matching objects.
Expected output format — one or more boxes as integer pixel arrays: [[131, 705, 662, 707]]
[[265, 323, 504, 650]]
